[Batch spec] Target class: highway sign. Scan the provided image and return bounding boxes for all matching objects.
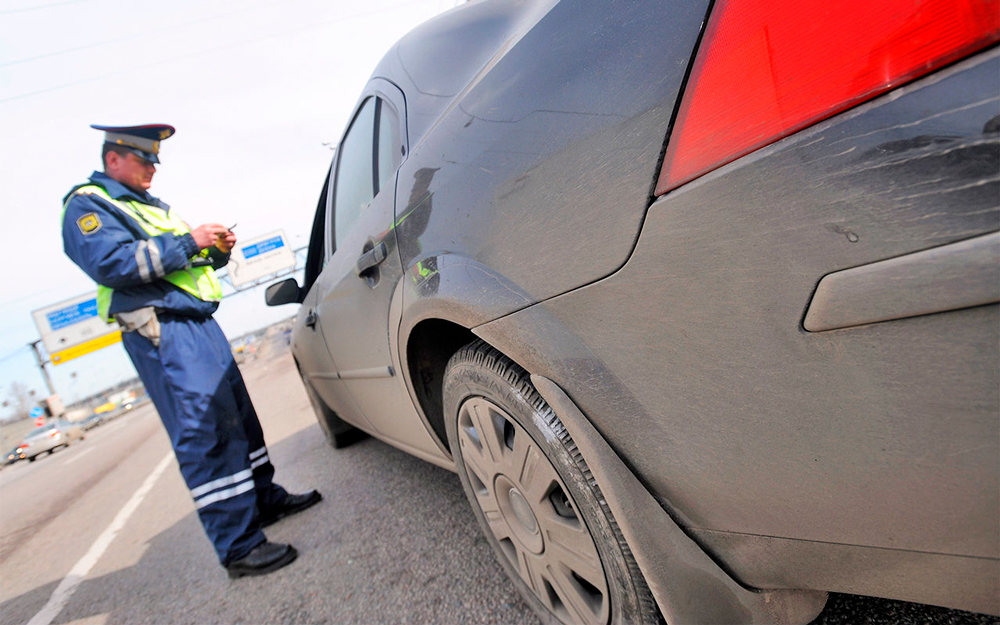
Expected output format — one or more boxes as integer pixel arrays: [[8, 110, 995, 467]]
[[227, 230, 296, 288], [32, 292, 120, 363], [50, 331, 122, 365]]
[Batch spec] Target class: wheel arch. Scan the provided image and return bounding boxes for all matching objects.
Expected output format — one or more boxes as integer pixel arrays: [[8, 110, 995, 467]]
[[403, 318, 477, 455], [395, 252, 538, 456]]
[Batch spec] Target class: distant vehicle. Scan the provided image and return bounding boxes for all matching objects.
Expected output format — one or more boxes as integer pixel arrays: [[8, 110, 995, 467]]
[[4, 446, 26, 465], [79, 413, 103, 430], [20, 421, 84, 461], [104, 399, 141, 422]]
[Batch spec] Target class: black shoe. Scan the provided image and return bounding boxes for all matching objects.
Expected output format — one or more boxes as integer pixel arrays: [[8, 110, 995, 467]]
[[226, 542, 298, 579], [258, 490, 322, 528]]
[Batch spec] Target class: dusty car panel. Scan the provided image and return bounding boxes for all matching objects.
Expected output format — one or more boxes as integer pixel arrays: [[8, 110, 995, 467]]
[[475, 49, 1000, 613], [384, 0, 711, 309]]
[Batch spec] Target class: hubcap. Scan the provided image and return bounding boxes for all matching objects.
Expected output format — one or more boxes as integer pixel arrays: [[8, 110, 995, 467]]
[[457, 397, 609, 625], [496, 475, 543, 553], [508, 487, 538, 534]]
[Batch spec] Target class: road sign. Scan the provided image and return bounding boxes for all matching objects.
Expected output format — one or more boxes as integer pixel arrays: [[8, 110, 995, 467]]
[[47, 394, 65, 417], [50, 331, 122, 365], [32, 292, 119, 359], [227, 230, 297, 288], [29, 407, 43, 418]]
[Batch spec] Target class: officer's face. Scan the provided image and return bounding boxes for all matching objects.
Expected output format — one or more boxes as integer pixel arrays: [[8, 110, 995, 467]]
[[109, 151, 156, 192]]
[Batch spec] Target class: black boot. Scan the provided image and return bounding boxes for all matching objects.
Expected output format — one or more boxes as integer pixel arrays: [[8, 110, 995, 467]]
[[258, 490, 322, 528], [226, 541, 298, 579]]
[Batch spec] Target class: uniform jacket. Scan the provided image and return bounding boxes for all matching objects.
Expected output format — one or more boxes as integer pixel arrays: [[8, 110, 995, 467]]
[[62, 171, 229, 319]]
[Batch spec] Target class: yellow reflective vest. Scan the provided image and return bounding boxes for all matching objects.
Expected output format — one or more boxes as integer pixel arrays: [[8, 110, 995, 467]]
[[62, 185, 222, 321]]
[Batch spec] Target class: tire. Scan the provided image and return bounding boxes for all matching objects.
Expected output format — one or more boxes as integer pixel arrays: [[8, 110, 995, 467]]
[[443, 340, 661, 625]]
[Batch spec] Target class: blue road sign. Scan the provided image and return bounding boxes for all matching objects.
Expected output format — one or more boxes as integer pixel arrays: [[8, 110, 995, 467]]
[[241, 235, 285, 260]]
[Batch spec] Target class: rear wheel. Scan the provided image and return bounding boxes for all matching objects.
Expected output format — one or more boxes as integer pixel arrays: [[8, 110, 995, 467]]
[[443, 340, 661, 625]]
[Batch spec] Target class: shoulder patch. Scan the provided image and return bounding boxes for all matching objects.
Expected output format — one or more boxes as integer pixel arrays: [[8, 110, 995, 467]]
[[77, 213, 102, 235]]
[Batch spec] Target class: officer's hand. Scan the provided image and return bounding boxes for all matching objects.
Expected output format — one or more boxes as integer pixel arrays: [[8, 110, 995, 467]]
[[216, 229, 237, 253], [190, 224, 230, 250]]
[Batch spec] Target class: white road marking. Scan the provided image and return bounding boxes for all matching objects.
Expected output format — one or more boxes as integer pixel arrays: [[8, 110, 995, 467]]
[[26, 452, 173, 625], [62, 447, 94, 466]]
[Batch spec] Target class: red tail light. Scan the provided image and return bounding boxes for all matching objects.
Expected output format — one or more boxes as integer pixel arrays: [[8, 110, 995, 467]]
[[656, 0, 1000, 194]]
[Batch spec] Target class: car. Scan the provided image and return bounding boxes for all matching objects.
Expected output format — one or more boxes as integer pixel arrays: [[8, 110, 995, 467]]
[[79, 413, 103, 431], [4, 446, 26, 465], [265, 1, 999, 623], [19, 421, 85, 461]]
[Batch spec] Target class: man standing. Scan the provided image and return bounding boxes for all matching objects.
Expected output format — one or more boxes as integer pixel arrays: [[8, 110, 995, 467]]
[[61, 123, 321, 578]]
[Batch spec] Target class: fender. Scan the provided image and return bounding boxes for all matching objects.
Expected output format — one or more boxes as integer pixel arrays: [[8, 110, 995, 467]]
[[391, 253, 535, 460], [530, 374, 828, 625], [396, 259, 828, 623], [398, 252, 535, 339]]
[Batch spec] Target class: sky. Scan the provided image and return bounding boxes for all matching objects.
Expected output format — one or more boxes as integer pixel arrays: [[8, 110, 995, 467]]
[[0, 0, 462, 417]]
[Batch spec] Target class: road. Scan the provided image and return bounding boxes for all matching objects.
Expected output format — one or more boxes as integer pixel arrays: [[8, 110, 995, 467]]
[[0, 347, 533, 625], [0, 345, 995, 625]]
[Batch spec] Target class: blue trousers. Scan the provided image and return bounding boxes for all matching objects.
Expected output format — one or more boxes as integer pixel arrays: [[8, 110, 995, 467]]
[[122, 313, 287, 565]]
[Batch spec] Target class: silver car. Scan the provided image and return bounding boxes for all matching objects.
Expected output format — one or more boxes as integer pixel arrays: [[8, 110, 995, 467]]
[[20, 421, 84, 461]]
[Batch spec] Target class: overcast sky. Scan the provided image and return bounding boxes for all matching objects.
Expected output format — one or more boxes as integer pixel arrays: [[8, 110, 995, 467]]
[[0, 0, 461, 417]]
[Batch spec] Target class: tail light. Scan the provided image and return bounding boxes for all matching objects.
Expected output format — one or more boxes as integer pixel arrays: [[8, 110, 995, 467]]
[[656, 0, 1000, 194]]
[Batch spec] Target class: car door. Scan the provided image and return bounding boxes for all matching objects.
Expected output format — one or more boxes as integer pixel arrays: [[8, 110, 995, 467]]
[[311, 80, 444, 458], [292, 167, 379, 433]]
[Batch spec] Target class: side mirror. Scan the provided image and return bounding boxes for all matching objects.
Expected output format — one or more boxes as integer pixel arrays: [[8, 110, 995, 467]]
[[265, 278, 303, 306]]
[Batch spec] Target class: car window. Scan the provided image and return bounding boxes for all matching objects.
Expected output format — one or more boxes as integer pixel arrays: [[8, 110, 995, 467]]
[[332, 97, 377, 249], [304, 165, 332, 290], [376, 98, 402, 194], [26, 425, 53, 438]]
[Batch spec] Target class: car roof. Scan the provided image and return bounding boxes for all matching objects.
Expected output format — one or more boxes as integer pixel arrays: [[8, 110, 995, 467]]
[[369, 0, 547, 147]]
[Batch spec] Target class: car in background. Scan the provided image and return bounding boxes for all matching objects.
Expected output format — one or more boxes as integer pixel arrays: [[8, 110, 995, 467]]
[[4, 445, 26, 465], [19, 421, 85, 461], [266, 1, 999, 623], [79, 413, 103, 431]]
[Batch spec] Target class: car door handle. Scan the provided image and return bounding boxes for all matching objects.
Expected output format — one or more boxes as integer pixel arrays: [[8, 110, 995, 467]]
[[356, 241, 388, 277], [305, 309, 318, 329]]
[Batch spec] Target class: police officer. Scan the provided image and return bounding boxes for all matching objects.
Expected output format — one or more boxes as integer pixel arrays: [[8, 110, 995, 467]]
[[61, 124, 321, 578]]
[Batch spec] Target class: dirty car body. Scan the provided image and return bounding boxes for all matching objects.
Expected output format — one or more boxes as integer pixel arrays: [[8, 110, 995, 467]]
[[267, 1, 1000, 622]]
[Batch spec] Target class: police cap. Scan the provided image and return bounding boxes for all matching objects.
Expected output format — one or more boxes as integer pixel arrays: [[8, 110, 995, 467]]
[[91, 123, 175, 164]]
